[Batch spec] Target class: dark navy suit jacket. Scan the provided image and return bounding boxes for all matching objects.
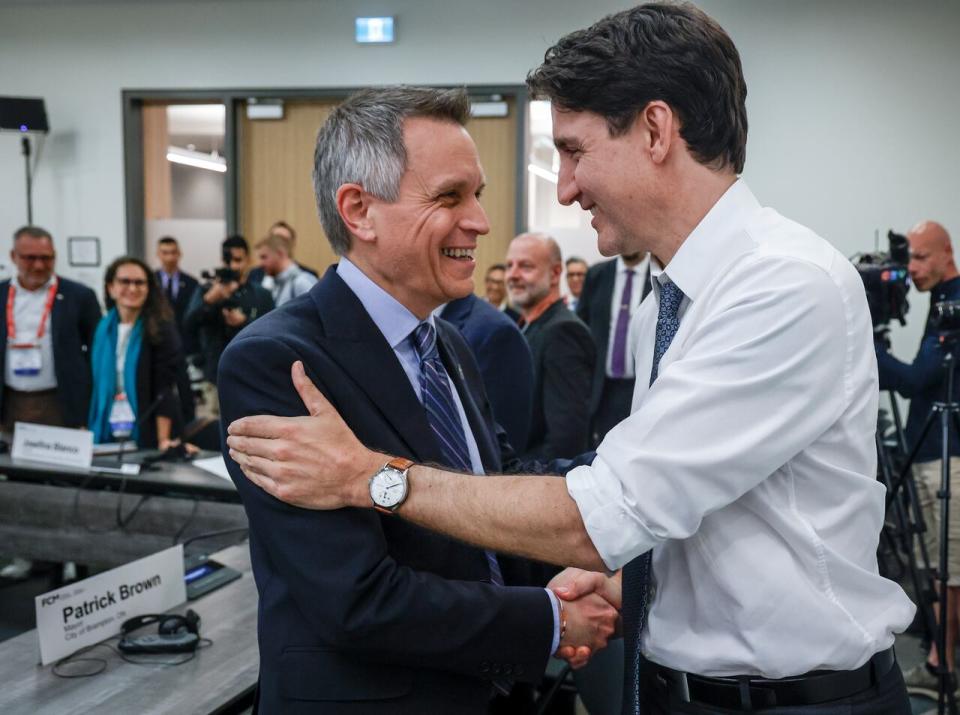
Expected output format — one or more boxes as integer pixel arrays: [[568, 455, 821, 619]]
[[0, 276, 101, 427], [218, 267, 554, 714], [440, 294, 534, 453]]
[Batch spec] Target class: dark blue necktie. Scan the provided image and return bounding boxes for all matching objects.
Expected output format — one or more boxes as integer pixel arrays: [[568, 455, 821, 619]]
[[621, 279, 685, 715], [411, 322, 503, 586]]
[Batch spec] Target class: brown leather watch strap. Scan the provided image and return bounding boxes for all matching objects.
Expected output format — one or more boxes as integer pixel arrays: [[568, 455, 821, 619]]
[[386, 457, 414, 472]]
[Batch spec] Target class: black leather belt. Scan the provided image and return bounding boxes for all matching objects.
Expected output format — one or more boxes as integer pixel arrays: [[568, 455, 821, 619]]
[[650, 647, 896, 709]]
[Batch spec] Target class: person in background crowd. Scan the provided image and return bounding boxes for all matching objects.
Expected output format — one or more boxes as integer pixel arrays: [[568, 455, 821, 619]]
[[506, 232, 594, 460], [155, 235, 198, 424], [183, 235, 272, 416], [577, 252, 651, 446], [877, 220, 960, 698], [564, 256, 588, 312], [439, 292, 535, 456], [254, 233, 318, 306], [0, 225, 101, 580], [247, 220, 318, 286], [88, 257, 182, 450], [484, 263, 521, 323]]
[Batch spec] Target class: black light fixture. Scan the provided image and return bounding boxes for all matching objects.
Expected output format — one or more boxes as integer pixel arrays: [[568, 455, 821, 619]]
[[0, 96, 50, 225]]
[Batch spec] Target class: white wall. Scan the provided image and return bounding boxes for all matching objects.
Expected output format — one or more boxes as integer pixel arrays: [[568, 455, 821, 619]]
[[0, 0, 958, 360]]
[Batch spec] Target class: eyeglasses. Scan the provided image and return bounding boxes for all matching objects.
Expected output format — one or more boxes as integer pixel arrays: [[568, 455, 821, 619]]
[[16, 254, 54, 264], [114, 278, 148, 288]]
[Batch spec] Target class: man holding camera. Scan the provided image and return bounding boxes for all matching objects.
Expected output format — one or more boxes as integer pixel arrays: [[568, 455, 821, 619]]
[[184, 235, 273, 416], [877, 220, 960, 698]]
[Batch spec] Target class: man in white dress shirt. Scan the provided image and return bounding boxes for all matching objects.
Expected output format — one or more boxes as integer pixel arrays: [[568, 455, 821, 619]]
[[226, 4, 915, 712], [253, 233, 318, 307]]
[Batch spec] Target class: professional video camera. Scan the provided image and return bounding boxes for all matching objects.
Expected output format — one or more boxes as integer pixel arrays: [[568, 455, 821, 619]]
[[854, 230, 911, 329], [932, 300, 960, 345], [200, 267, 240, 284]]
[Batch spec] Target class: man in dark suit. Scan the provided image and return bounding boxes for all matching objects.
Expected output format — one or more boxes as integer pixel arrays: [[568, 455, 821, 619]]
[[218, 87, 614, 714], [156, 236, 199, 423], [0, 226, 101, 432], [506, 233, 595, 461], [155, 236, 199, 350], [576, 253, 650, 447], [0, 225, 101, 580], [440, 293, 534, 453]]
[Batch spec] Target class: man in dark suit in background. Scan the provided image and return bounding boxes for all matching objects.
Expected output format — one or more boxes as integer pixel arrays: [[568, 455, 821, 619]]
[[156, 236, 198, 423], [506, 233, 594, 460], [577, 252, 650, 447], [0, 225, 101, 580], [218, 87, 615, 714], [0, 226, 101, 432], [440, 293, 534, 453]]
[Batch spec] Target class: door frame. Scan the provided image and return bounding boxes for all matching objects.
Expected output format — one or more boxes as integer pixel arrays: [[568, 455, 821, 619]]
[[122, 85, 529, 259]]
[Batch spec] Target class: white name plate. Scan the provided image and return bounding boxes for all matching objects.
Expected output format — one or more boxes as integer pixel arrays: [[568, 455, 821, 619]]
[[12, 421, 93, 469], [35, 545, 186, 665]]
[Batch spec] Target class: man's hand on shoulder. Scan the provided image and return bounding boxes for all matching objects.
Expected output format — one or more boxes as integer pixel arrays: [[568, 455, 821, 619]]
[[227, 360, 379, 509]]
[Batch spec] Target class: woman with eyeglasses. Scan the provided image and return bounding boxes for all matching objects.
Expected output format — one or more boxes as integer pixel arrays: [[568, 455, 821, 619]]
[[88, 256, 183, 449]]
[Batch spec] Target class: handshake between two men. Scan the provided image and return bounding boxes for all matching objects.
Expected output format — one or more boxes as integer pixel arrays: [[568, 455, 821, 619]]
[[226, 360, 624, 672]]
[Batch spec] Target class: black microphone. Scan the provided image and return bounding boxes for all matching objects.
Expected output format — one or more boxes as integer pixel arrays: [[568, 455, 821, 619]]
[[116, 385, 175, 464]]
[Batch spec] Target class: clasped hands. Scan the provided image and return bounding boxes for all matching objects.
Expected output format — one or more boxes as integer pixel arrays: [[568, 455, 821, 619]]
[[549, 568, 621, 669], [227, 361, 621, 669]]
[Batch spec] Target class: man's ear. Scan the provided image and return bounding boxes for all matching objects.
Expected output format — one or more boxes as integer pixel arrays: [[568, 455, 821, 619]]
[[336, 183, 376, 244], [639, 100, 676, 166]]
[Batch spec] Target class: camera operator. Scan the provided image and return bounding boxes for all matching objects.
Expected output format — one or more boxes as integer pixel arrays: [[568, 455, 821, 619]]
[[877, 219, 960, 697], [183, 235, 273, 417]]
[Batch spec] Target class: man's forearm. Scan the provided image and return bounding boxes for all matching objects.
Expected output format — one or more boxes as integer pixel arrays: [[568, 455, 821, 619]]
[[398, 465, 607, 571]]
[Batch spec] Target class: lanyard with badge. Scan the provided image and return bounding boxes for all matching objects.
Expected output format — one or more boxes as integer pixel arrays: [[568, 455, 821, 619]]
[[6, 277, 58, 377], [109, 324, 136, 439]]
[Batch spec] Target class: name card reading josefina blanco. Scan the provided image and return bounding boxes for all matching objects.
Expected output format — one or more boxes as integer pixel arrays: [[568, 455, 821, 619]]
[[11, 421, 93, 469], [35, 545, 186, 665]]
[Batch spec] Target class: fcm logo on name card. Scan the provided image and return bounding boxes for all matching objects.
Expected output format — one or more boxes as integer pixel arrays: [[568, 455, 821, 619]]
[[35, 545, 186, 665]]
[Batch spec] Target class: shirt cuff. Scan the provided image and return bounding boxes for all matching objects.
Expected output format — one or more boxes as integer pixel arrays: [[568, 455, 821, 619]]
[[566, 459, 659, 571], [545, 588, 561, 656]]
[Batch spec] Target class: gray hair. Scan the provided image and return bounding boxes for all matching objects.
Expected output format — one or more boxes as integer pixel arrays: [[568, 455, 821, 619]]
[[312, 86, 471, 255]]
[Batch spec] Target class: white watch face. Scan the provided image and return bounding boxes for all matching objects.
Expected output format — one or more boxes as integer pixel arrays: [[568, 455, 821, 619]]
[[371, 469, 406, 508]]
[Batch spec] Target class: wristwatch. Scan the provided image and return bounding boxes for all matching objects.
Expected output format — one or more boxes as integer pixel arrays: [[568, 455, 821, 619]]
[[369, 457, 415, 514]]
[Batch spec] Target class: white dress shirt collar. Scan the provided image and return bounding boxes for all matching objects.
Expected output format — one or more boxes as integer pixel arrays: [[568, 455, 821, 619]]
[[656, 179, 759, 302]]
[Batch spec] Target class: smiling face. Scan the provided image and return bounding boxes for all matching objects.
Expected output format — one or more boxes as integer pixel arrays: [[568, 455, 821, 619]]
[[357, 117, 490, 317], [506, 234, 561, 311], [108, 262, 150, 315], [11, 234, 56, 291], [552, 107, 656, 258]]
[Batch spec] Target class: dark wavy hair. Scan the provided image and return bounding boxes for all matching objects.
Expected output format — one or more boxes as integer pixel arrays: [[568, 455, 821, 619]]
[[526, 2, 748, 173], [103, 256, 173, 345]]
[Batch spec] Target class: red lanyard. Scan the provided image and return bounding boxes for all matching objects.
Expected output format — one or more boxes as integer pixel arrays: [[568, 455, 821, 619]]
[[7, 277, 59, 344]]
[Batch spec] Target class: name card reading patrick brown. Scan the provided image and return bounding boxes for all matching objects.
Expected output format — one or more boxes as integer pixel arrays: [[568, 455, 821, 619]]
[[35, 545, 186, 665]]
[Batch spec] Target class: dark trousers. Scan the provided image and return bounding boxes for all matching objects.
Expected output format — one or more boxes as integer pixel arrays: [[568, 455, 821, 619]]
[[591, 377, 635, 447], [2, 387, 66, 433], [639, 661, 911, 715]]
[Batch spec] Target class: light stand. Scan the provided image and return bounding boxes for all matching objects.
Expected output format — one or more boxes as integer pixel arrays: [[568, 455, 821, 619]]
[[21, 135, 33, 224], [886, 340, 960, 714]]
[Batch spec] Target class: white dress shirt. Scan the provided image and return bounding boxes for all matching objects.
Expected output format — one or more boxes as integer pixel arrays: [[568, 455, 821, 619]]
[[605, 254, 649, 379], [272, 263, 318, 307], [5, 276, 58, 391], [566, 180, 915, 678]]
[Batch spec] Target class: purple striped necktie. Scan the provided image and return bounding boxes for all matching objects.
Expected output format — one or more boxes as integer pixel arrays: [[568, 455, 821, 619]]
[[610, 269, 636, 378]]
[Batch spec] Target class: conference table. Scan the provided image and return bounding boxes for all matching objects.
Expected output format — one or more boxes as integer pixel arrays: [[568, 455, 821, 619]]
[[0, 452, 247, 569], [0, 544, 259, 715]]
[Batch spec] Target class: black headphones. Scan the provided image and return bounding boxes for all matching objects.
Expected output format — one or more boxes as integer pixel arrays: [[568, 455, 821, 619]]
[[120, 609, 201, 637]]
